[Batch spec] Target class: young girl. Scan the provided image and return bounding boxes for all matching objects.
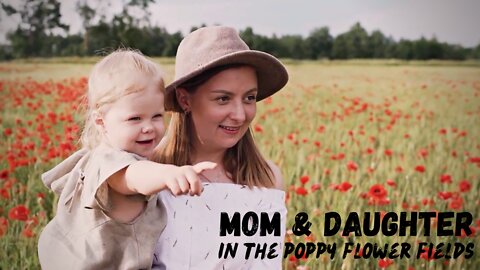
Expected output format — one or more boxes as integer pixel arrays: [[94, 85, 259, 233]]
[[38, 50, 215, 269]]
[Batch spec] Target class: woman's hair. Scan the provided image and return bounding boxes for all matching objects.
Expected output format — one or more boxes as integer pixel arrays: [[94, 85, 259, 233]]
[[80, 49, 165, 149], [154, 64, 275, 188]]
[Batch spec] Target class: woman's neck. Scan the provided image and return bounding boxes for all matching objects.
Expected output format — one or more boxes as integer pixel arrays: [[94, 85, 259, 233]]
[[190, 148, 225, 165], [190, 147, 234, 183]]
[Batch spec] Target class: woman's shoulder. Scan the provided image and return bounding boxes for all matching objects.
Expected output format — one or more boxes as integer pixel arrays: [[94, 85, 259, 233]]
[[266, 160, 284, 191]]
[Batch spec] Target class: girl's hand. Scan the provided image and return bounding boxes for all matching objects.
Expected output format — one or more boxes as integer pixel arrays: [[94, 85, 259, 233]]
[[164, 162, 216, 196]]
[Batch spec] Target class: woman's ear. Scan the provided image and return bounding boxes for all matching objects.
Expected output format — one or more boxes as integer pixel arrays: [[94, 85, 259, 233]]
[[176, 88, 191, 112]]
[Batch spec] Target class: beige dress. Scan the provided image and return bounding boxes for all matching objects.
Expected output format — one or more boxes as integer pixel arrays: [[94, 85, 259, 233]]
[[38, 144, 166, 270]]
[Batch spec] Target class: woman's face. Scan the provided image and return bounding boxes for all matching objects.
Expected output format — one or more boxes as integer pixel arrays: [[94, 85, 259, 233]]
[[181, 66, 258, 152]]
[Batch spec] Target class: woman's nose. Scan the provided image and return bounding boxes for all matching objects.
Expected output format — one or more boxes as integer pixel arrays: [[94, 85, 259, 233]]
[[230, 102, 246, 122]]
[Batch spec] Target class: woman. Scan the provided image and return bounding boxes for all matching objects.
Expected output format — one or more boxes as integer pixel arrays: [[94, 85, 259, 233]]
[[153, 26, 289, 269]]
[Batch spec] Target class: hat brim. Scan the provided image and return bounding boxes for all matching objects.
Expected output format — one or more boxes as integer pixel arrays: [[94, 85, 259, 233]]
[[165, 50, 288, 111]]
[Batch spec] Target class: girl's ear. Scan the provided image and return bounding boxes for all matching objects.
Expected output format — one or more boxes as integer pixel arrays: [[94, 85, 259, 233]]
[[93, 111, 105, 131], [176, 88, 191, 112]]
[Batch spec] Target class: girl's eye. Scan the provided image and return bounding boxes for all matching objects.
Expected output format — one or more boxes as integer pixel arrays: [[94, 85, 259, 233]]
[[153, 114, 163, 119], [128, 116, 141, 121]]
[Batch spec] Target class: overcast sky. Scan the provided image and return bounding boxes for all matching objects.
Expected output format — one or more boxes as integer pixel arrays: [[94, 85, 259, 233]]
[[1, 0, 479, 47]]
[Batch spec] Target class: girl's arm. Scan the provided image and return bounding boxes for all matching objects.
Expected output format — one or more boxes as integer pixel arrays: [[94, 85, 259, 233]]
[[105, 160, 215, 223], [108, 160, 216, 196]]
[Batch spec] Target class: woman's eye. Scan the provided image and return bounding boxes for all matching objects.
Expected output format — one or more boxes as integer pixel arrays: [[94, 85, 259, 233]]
[[246, 95, 257, 101], [216, 96, 229, 103], [128, 116, 141, 121]]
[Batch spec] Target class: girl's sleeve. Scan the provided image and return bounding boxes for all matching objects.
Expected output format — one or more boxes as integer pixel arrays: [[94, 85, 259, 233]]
[[81, 147, 145, 211]]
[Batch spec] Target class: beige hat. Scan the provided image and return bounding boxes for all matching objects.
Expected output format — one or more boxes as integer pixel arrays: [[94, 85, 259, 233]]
[[165, 26, 289, 111]]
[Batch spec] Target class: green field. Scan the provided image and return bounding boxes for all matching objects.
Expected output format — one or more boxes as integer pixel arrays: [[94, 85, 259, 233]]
[[1, 59, 479, 269]]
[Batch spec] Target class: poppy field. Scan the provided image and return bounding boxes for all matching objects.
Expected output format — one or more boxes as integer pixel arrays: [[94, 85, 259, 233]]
[[0, 60, 479, 269]]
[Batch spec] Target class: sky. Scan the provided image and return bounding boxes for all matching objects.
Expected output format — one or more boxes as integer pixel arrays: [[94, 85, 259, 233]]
[[1, 0, 480, 47]]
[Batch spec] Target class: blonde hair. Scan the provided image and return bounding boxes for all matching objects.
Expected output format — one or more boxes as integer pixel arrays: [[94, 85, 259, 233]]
[[80, 49, 165, 149], [154, 65, 275, 188]]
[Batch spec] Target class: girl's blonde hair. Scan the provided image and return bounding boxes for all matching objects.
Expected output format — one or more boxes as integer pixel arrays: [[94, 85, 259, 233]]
[[80, 49, 165, 149], [154, 65, 275, 188]]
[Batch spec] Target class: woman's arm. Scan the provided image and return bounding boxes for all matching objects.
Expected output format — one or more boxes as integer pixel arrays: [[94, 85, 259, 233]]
[[267, 160, 285, 190]]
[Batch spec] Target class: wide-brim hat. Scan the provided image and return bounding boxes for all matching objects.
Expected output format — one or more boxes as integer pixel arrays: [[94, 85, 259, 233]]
[[165, 26, 289, 111]]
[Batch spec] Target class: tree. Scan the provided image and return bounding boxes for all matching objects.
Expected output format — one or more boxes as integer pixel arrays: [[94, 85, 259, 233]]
[[1, 0, 69, 57], [331, 22, 371, 59], [306, 27, 332, 59], [76, 1, 95, 55], [368, 30, 390, 58], [394, 39, 414, 60], [279, 35, 308, 59]]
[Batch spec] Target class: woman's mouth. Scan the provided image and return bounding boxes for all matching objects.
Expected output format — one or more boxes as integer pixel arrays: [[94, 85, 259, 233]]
[[219, 125, 241, 135]]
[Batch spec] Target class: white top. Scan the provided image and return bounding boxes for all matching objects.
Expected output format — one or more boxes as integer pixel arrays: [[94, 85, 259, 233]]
[[153, 183, 287, 270]]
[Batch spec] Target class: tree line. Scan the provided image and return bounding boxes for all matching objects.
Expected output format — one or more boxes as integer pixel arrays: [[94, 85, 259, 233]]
[[1, 0, 479, 60]]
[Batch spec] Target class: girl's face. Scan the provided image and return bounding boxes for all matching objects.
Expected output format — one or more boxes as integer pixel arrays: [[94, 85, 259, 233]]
[[98, 83, 165, 159], [180, 66, 258, 152]]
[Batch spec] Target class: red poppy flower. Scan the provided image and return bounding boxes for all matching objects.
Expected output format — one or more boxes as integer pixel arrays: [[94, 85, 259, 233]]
[[346, 160, 358, 171], [386, 179, 396, 187], [300, 175, 310, 185], [378, 258, 394, 268], [449, 196, 463, 210], [295, 186, 308, 196], [310, 183, 321, 192], [459, 226, 475, 238], [368, 184, 388, 200], [0, 217, 8, 237], [333, 181, 353, 192], [0, 188, 9, 199], [8, 205, 29, 221], [384, 149, 393, 156], [3, 128, 12, 136], [440, 174, 452, 184], [0, 169, 8, 179], [459, 180, 471, 192], [438, 191, 453, 200], [419, 247, 437, 261], [414, 165, 425, 173], [22, 227, 35, 238], [418, 148, 428, 158], [254, 124, 263, 132]]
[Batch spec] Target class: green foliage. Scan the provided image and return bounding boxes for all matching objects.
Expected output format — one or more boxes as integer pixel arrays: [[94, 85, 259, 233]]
[[0, 2, 479, 60]]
